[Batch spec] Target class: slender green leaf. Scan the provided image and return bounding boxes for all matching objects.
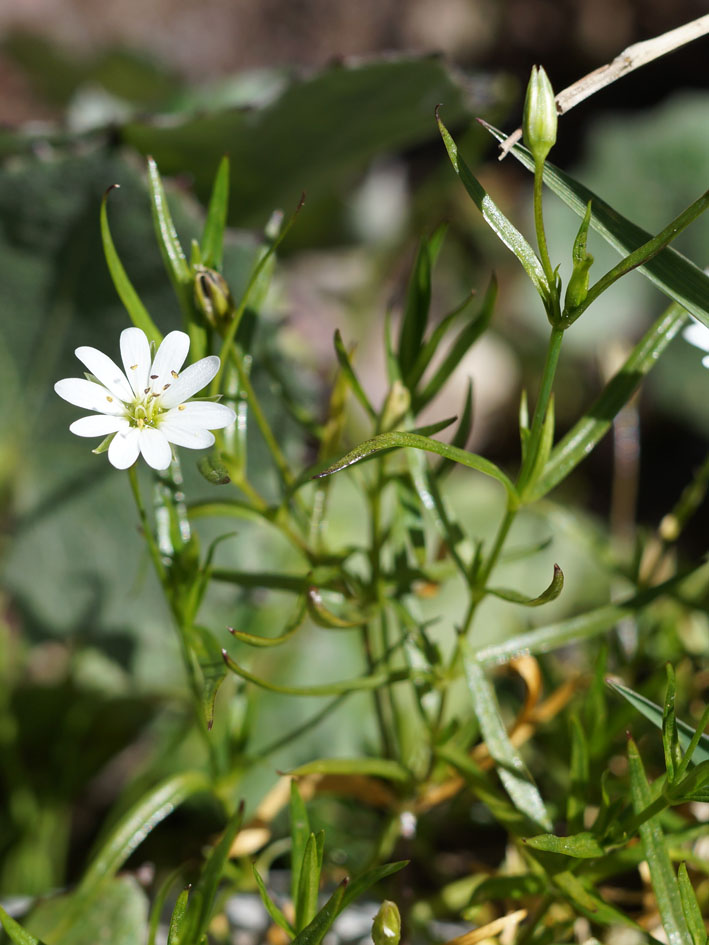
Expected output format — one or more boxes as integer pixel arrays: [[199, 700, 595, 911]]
[[222, 649, 422, 696], [188, 625, 227, 731], [306, 587, 368, 628], [531, 301, 688, 499], [147, 156, 191, 285], [483, 121, 709, 327], [253, 866, 295, 937], [407, 292, 476, 391], [437, 110, 547, 299], [333, 330, 377, 419], [315, 430, 518, 504], [487, 562, 563, 607], [296, 834, 321, 932], [398, 231, 437, 378], [100, 186, 162, 346], [79, 771, 211, 902], [148, 869, 183, 945], [290, 781, 310, 910], [462, 644, 552, 831], [433, 379, 474, 478], [0, 907, 46, 945], [167, 887, 190, 945], [552, 871, 642, 929], [339, 861, 408, 912], [677, 863, 706, 945], [567, 714, 590, 833], [414, 276, 496, 409], [469, 874, 545, 903], [287, 758, 410, 782], [607, 680, 709, 766], [474, 566, 703, 664], [628, 738, 692, 945], [663, 664, 682, 783], [178, 802, 245, 944], [230, 596, 307, 647], [290, 880, 348, 945], [201, 155, 230, 269], [524, 831, 604, 858]]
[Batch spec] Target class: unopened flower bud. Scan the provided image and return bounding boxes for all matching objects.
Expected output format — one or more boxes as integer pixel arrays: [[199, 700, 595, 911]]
[[194, 266, 235, 328], [372, 901, 401, 945], [523, 65, 557, 164]]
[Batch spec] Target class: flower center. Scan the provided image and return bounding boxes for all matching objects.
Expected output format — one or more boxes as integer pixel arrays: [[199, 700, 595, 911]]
[[126, 373, 176, 428]]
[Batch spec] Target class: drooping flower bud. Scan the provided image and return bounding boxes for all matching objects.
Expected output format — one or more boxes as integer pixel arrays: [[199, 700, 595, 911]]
[[523, 65, 557, 164], [372, 900, 401, 945], [194, 266, 235, 329]]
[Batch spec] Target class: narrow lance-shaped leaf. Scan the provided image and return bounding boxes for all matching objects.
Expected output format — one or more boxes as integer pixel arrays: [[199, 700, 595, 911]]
[[147, 156, 192, 288], [474, 563, 708, 665], [433, 379, 474, 479], [341, 862, 408, 911], [607, 678, 709, 767], [290, 781, 310, 911], [662, 664, 682, 783], [462, 642, 552, 831], [222, 649, 422, 696], [333, 330, 377, 419], [397, 230, 437, 379], [524, 831, 604, 858], [287, 758, 411, 783], [437, 109, 548, 300], [414, 276, 497, 410], [407, 291, 476, 391], [315, 430, 518, 505], [306, 586, 368, 628], [530, 300, 688, 500], [627, 737, 693, 945], [201, 155, 230, 269], [177, 802, 245, 944], [290, 879, 348, 945], [230, 596, 307, 647], [167, 886, 190, 945], [0, 906, 48, 945], [253, 867, 295, 937], [100, 186, 162, 346], [482, 121, 709, 327], [486, 562, 563, 607], [677, 863, 706, 945], [296, 833, 322, 932]]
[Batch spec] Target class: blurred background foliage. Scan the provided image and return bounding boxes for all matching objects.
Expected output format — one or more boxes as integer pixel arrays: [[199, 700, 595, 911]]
[[1, 0, 708, 915]]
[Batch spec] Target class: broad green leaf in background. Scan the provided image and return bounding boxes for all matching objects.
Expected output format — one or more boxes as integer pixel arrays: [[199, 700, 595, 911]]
[[482, 122, 709, 327], [120, 57, 499, 229]]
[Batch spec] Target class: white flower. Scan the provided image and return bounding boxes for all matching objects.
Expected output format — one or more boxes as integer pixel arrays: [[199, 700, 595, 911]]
[[55, 327, 235, 470], [683, 321, 709, 368]]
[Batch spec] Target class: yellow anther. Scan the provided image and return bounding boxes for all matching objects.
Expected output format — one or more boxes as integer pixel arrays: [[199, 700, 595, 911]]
[[178, 405, 186, 411], [130, 364, 138, 370], [171, 370, 179, 379], [106, 396, 113, 402]]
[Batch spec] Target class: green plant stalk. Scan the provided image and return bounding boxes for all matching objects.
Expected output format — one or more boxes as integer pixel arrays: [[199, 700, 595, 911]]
[[517, 325, 564, 496], [128, 466, 217, 775], [534, 160, 556, 294]]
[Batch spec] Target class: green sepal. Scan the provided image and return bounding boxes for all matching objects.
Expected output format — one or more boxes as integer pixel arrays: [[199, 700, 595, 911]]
[[91, 433, 115, 455], [486, 562, 563, 607], [563, 200, 593, 316]]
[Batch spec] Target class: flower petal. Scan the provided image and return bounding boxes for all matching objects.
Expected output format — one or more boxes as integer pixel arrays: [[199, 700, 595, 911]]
[[163, 401, 235, 430], [149, 331, 190, 392], [683, 321, 709, 354], [69, 415, 129, 437], [55, 378, 127, 416], [138, 427, 173, 470], [120, 327, 151, 396], [108, 427, 141, 469], [74, 346, 134, 402], [160, 417, 216, 449], [159, 356, 220, 408]]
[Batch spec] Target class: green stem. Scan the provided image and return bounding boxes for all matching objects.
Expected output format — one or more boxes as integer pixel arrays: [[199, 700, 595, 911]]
[[517, 325, 564, 495], [533, 159, 555, 291], [128, 465, 167, 585]]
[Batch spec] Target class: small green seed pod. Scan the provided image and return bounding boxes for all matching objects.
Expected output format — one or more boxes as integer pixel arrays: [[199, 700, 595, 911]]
[[372, 900, 401, 945]]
